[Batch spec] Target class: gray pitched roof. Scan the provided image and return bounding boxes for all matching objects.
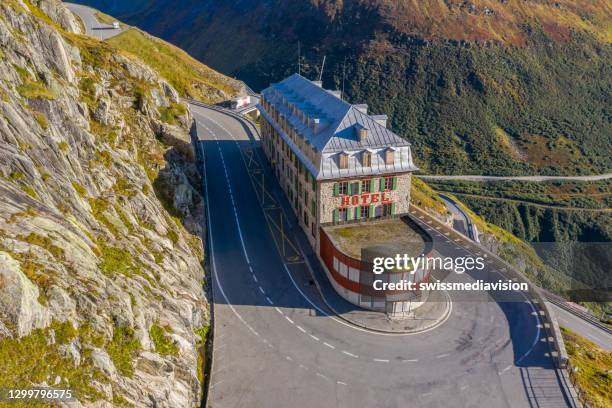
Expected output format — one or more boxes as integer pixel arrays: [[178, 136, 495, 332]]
[[262, 74, 411, 153]]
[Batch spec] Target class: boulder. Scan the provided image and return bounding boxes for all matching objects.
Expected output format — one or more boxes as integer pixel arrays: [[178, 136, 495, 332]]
[[0, 252, 51, 337]]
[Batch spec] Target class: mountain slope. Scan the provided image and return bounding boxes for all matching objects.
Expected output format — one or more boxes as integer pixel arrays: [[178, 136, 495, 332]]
[[74, 0, 612, 176], [0, 0, 235, 405], [106, 27, 244, 103]]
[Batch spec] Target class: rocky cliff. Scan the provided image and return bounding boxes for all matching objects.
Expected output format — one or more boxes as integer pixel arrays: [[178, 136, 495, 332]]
[[0, 1, 215, 406]]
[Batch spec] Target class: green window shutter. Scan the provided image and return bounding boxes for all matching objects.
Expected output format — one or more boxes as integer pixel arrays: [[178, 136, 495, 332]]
[[370, 178, 376, 192], [347, 207, 353, 220], [392, 176, 398, 190], [391, 202, 397, 215], [333, 182, 339, 197], [379, 178, 384, 192], [332, 209, 339, 223], [356, 182, 362, 195], [347, 182, 352, 195], [369, 204, 375, 218]]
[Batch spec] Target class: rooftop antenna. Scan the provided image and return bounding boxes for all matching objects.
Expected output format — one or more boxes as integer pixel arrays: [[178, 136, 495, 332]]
[[341, 57, 346, 99], [298, 41, 301, 76], [319, 55, 326, 82]]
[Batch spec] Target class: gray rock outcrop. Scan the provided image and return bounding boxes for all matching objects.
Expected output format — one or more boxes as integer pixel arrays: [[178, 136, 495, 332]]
[[0, 1, 210, 406]]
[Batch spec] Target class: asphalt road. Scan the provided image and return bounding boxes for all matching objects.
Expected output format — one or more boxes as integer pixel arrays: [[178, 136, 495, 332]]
[[192, 104, 577, 408], [418, 174, 612, 182], [65, 3, 123, 40], [550, 304, 612, 350]]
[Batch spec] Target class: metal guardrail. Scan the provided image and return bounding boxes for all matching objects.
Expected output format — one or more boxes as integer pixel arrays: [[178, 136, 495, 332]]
[[544, 291, 612, 336]]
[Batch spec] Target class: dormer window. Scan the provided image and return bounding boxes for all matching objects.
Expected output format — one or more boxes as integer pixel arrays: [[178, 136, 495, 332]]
[[355, 124, 369, 142], [362, 150, 372, 167], [385, 148, 395, 165], [338, 152, 349, 169]]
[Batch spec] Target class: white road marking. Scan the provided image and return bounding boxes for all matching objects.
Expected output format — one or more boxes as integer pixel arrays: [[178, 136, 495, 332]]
[[285, 316, 294, 324], [274, 307, 283, 315], [373, 358, 389, 363], [316, 373, 329, 380], [258, 286, 265, 294], [323, 342, 336, 349], [342, 351, 359, 358], [436, 353, 450, 359], [337, 381, 347, 386], [296, 325, 307, 333], [265, 296, 273, 305], [310, 334, 320, 341], [403, 359, 419, 362]]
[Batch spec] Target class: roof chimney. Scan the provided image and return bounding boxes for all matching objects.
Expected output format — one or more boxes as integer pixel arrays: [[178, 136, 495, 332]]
[[328, 90, 342, 99], [354, 104, 368, 114], [372, 114, 388, 128]]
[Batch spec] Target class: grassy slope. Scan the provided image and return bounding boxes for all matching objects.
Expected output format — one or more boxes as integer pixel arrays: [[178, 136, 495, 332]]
[[561, 327, 612, 408], [107, 28, 242, 103]]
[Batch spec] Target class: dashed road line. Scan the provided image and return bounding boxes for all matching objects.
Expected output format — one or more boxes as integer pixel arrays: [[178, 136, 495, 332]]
[[342, 351, 359, 358], [373, 358, 390, 363], [323, 342, 336, 349]]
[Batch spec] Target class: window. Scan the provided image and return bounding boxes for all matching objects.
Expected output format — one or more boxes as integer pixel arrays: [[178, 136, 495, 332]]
[[375, 205, 383, 217], [383, 203, 393, 216], [339, 181, 348, 195], [311, 199, 316, 216], [339, 153, 348, 169], [384, 177, 393, 190], [362, 151, 371, 167], [338, 208, 348, 222], [385, 149, 395, 165], [361, 179, 370, 193], [359, 206, 369, 220], [350, 182, 360, 195], [303, 211, 309, 226]]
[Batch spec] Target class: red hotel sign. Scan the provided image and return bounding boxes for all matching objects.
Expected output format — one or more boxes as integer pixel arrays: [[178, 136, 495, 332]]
[[340, 192, 391, 207]]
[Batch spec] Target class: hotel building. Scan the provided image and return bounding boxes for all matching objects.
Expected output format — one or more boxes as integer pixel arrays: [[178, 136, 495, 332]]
[[258, 74, 430, 315]]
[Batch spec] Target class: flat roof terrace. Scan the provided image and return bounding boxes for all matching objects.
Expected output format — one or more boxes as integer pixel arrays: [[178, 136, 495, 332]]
[[323, 217, 430, 260]]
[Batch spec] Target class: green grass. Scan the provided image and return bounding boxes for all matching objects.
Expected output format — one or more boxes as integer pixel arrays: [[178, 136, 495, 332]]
[[58, 141, 70, 152], [411, 177, 449, 217], [166, 229, 179, 244], [19, 232, 65, 261], [194, 326, 210, 396], [17, 80, 56, 100], [20, 185, 38, 199], [562, 327, 611, 408], [33, 111, 48, 129], [107, 326, 141, 378], [72, 181, 87, 197], [97, 242, 141, 278], [107, 28, 240, 103], [149, 324, 179, 357], [0, 321, 106, 404], [159, 102, 187, 125]]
